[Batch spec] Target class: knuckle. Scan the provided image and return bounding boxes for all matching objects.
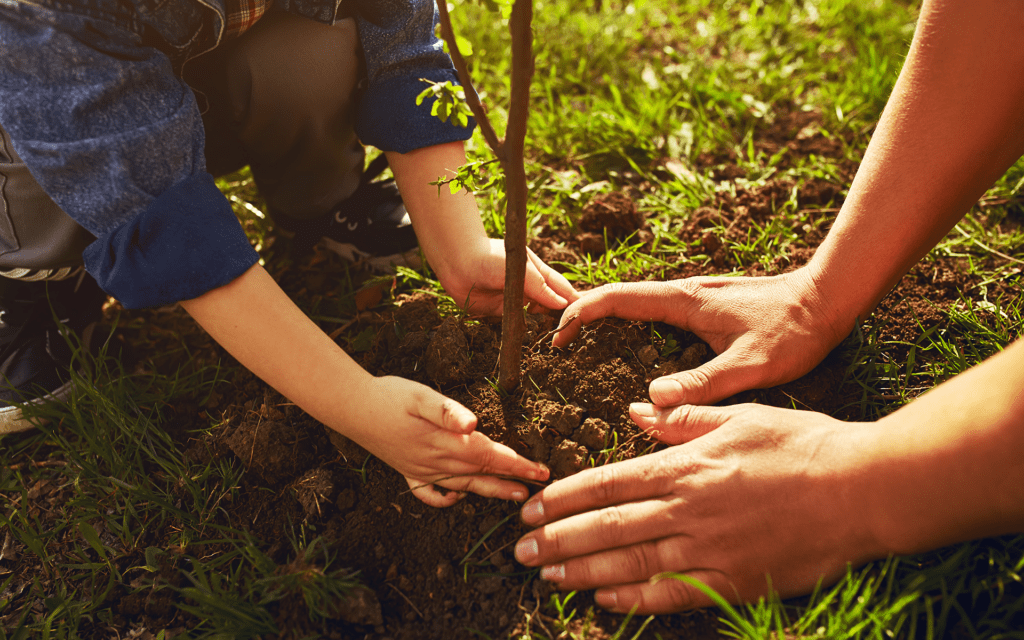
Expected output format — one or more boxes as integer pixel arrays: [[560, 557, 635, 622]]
[[680, 368, 714, 402], [601, 282, 630, 297], [673, 277, 704, 299], [591, 465, 620, 505], [662, 579, 698, 611], [597, 506, 626, 547], [623, 544, 654, 580], [475, 445, 501, 473], [667, 403, 696, 425], [546, 526, 568, 559]]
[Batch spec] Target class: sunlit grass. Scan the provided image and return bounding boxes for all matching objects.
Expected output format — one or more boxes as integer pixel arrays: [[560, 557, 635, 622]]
[[4, 0, 1024, 637]]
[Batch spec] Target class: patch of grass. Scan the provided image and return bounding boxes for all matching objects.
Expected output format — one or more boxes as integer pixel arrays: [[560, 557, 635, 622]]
[[0, 316, 364, 638], [8, 0, 1024, 637]]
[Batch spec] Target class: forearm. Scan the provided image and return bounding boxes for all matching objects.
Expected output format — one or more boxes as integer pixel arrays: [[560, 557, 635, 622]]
[[807, 0, 1024, 329], [859, 339, 1024, 555], [180, 264, 373, 433], [387, 142, 490, 279]]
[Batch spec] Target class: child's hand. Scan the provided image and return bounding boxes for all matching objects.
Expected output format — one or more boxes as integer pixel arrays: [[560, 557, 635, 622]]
[[344, 375, 550, 507], [439, 238, 579, 317]]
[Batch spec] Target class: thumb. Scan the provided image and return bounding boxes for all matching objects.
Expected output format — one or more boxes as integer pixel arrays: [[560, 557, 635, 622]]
[[629, 403, 732, 444], [525, 247, 579, 310], [413, 386, 478, 434], [647, 347, 767, 406]]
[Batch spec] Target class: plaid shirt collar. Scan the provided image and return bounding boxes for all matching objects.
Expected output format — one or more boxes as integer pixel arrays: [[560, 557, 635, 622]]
[[223, 0, 271, 38]]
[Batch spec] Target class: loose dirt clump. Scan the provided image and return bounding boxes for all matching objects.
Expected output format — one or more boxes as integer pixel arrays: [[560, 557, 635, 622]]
[[575, 190, 649, 255], [424, 316, 472, 386]]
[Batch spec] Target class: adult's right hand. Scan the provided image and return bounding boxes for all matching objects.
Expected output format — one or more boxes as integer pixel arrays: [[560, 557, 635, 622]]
[[552, 267, 852, 407]]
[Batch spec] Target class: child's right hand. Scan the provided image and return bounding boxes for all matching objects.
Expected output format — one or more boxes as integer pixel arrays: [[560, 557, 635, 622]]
[[341, 375, 550, 507]]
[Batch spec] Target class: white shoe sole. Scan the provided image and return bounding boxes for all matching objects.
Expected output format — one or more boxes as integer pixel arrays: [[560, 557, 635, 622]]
[[318, 237, 422, 272], [0, 379, 73, 435]]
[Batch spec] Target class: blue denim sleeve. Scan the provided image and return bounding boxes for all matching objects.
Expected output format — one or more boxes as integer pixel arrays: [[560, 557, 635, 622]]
[[0, 5, 258, 308], [352, 0, 476, 153], [83, 174, 259, 309]]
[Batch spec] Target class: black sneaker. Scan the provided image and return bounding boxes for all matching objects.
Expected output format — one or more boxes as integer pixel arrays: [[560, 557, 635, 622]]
[[274, 155, 421, 272], [0, 274, 106, 435]]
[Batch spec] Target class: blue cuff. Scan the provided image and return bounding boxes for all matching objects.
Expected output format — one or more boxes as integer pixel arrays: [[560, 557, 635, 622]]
[[83, 174, 260, 309], [356, 68, 476, 153]]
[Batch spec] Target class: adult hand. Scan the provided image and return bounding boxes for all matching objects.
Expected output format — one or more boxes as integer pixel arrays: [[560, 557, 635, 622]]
[[349, 375, 550, 507], [551, 269, 851, 407], [440, 238, 579, 317], [513, 402, 885, 614]]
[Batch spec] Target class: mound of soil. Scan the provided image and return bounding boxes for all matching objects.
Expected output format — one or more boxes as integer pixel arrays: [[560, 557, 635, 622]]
[[8, 106, 1019, 639]]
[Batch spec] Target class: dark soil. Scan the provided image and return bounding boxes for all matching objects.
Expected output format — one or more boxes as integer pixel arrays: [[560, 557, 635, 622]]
[[5, 109, 1021, 639]]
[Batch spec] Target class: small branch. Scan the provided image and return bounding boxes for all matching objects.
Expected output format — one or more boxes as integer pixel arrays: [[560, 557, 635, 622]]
[[435, 0, 503, 153], [387, 583, 425, 619], [6, 460, 67, 472]]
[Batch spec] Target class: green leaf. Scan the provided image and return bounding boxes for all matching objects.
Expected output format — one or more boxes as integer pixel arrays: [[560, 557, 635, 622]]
[[144, 546, 163, 572], [79, 521, 109, 562], [455, 34, 474, 56]]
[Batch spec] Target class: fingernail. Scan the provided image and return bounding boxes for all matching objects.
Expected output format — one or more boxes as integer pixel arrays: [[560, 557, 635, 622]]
[[521, 498, 544, 525], [541, 564, 565, 582], [511, 490, 527, 502], [649, 377, 683, 404], [595, 589, 618, 610], [533, 463, 550, 481], [629, 402, 660, 424], [630, 402, 656, 417], [515, 537, 538, 563]]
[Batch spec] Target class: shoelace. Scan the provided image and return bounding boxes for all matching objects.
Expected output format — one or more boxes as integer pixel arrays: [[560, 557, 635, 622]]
[[292, 155, 395, 254]]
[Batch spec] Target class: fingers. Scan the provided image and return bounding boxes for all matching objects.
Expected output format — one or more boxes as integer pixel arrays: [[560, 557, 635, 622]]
[[413, 388, 478, 435], [646, 342, 766, 407], [406, 477, 464, 508], [629, 402, 734, 445], [531, 543, 725, 614], [518, 453, 674, 527], [436, 474, 532, 502], [461, 432, 550, 483], [516, 498, 683, 567], [592, 571, 727, 614], [524, 248, 580, 310], [551, 282, 685, 348], [410, 431, 548, 503]]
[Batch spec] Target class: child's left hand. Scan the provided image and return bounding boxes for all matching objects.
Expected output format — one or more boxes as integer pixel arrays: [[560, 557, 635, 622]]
[[439, 238, 579, 316]]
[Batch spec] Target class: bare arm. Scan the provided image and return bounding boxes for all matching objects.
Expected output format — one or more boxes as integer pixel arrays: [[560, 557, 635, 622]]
[[551, 0, 1024, 407], [181, 264, 549, 506], [807, 0, 1024, 329], [386, 142, 578, 316]]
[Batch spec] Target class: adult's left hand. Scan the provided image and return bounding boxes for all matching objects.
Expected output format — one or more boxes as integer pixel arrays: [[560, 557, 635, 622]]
[[513, 402, 887, 614]]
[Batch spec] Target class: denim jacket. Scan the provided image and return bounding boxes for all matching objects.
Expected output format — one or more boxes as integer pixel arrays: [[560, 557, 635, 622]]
[[0, 0, 473, 308]]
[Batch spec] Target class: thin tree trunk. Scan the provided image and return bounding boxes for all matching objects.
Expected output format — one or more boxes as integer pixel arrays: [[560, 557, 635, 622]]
[[497, 0, 534, 392], [433, 0, 534, 392]]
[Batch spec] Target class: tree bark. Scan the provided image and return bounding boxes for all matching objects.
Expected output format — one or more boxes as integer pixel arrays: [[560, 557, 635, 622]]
[[497, 0, 534, 392], [433, 0, 534, 392]]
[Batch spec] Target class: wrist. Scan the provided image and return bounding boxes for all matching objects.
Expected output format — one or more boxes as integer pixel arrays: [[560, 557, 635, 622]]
[[817, 422, 896, 567], [859, 378, 1024, 557], [783, 266, 858, 349]]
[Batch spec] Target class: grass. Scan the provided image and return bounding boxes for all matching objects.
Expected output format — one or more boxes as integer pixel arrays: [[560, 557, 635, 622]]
[[2, 0, 1024, 637]]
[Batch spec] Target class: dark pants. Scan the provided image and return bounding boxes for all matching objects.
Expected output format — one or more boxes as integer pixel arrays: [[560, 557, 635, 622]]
[[0, 12, 364, 273]]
